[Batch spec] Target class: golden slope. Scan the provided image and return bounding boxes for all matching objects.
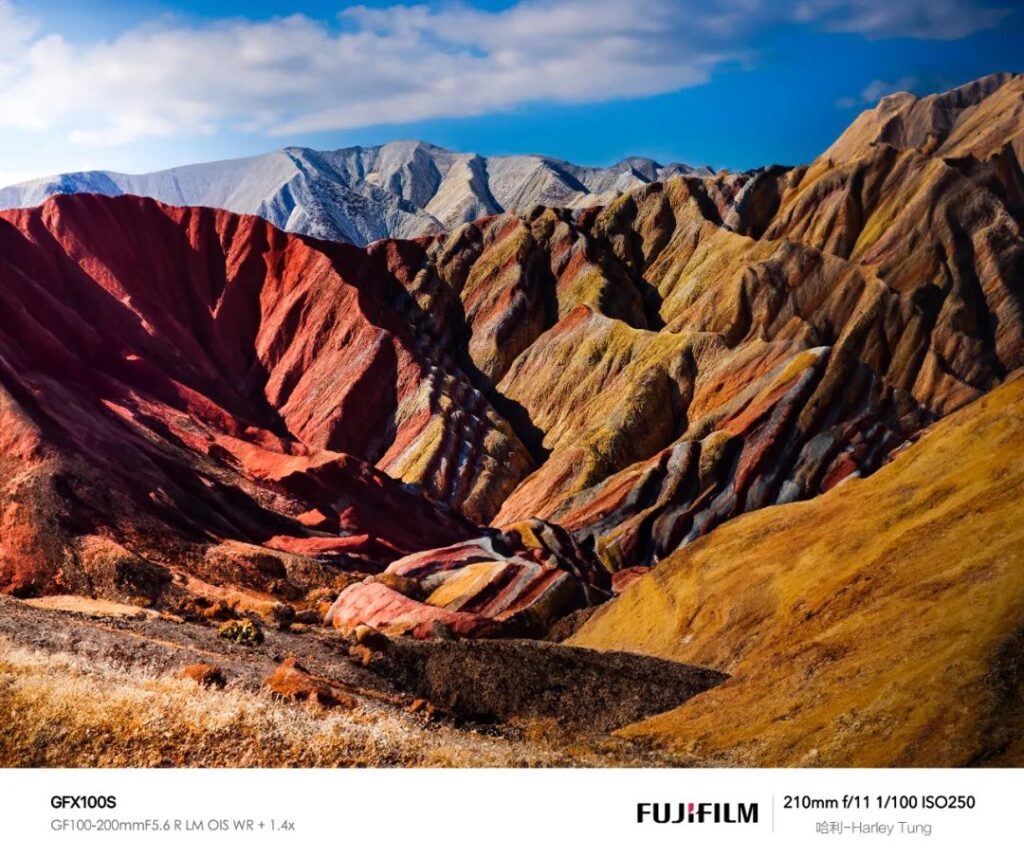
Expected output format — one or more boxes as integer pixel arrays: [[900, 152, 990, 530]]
[[570, 374, 1024, 766]]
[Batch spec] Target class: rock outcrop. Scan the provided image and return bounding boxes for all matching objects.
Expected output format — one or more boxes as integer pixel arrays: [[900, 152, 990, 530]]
[[326, 519, 610, 638], [180, 662, 227, 689], [263, 657, 357, 709]]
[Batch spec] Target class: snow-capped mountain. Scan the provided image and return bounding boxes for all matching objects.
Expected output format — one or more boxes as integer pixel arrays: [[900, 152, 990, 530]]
[[0, 141, 711, 245]]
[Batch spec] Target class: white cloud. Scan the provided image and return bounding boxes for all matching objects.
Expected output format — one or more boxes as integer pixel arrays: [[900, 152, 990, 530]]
[[0, 0, 1009, 147], [0, 1, 736, 144], [835, 75, 919, 108]]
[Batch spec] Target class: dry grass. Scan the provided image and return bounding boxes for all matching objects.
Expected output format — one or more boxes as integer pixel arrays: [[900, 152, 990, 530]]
[[0, 636, 665, 768]]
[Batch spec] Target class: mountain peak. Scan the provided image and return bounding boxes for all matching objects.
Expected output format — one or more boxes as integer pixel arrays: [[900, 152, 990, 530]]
[[0, 141, 711, 245], [611, 156, 663, 172], [822, 71, 1023, 163]]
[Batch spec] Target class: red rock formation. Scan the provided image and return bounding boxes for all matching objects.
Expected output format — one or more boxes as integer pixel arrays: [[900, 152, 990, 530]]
[[326, 582, 505, 639], [181, 662, 227, 688], [0, 195, 491, 603]]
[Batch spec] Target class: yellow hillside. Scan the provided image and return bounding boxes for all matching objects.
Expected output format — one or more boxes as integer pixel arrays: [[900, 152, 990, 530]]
[[570, 374, 1024, 766]]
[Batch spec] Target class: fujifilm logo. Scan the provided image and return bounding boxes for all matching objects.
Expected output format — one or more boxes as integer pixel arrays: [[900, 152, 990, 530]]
[[637, 802, 759, 824]]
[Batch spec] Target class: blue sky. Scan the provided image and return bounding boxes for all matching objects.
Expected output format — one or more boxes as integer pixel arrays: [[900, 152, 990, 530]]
[[0, 0, 1021, 184]]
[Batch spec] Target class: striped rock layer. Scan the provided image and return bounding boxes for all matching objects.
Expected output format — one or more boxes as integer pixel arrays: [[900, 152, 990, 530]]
[[326, 519, 611, 638], [1, 73, 1022, 636]]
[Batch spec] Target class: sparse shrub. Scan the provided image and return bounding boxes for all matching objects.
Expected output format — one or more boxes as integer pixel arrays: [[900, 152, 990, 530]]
[[217, 618, 264, 646]]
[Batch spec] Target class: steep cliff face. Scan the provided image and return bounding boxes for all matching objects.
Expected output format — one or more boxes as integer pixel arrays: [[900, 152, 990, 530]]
[[0, 75, 1022, 639]]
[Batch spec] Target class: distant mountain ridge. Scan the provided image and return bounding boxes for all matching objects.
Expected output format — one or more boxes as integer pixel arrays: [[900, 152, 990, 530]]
[[0, 140, 711, 245]]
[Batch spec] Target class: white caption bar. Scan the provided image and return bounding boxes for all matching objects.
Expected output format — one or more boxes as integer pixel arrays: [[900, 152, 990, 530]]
[[2, 768, 1018, 857]]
